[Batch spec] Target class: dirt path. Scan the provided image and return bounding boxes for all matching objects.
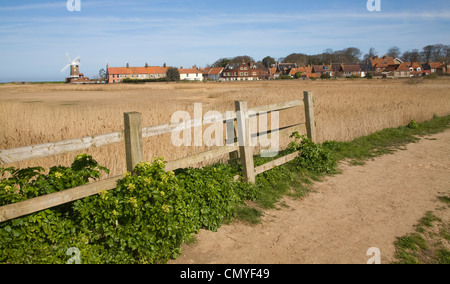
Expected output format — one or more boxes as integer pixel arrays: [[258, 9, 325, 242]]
[[170, 130, 450, 264]]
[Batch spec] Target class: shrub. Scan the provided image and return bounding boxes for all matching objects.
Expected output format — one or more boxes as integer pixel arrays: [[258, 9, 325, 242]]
[[0, 156, 257, 264], [288, 132, 337, 174], [320, 73, 332, 79], [0, 154, 110, 264], [74, 158, 196, 263], [408, 119, 419, 129], [176, 164, 256, 231], [166, 67, 180, 81]]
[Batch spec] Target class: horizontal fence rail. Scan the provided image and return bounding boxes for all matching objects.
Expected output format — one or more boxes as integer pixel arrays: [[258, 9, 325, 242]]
[[0, 100, 303, 165], [0, 91, 315, 223], [0, 132, 124, 165]]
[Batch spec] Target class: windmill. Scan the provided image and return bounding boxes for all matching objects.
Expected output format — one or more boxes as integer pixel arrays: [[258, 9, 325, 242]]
[[61, 52, 81, 78]]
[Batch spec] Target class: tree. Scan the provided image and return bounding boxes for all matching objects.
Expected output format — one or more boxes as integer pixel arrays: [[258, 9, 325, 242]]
[[166, 67, 180, 81], [99, 68, 106, 79], [283, 53, 308, 66], [294, 72, 303, 79], [331, 47, 362, 63], [229, 55, 255, 64], [402, 49, 421, 62], [363, 47, 377, 62], [322, 49, 334, 64], [212, 58, 231, 68], [211, 56, 255, 67], [343, 47, 362, 62], [262, 56, 276, 68], [421, 45, 434, 62], [421, 44, 448, 62], [387, 46, 401, 59]]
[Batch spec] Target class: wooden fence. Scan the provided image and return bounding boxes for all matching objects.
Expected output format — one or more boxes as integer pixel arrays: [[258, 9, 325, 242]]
[[0, 91, 316, 223]]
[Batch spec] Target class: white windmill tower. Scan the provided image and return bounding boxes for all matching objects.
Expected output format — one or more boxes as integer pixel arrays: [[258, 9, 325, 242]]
[[61, 52, 81, 79]]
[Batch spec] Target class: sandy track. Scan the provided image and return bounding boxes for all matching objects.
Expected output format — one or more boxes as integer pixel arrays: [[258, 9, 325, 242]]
[[170, 129, 450, 264]]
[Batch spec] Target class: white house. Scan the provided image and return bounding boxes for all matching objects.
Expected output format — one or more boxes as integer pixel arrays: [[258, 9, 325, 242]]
[[179, 67, 203, 81]]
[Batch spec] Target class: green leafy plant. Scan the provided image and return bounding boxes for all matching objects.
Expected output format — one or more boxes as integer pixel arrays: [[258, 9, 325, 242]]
[[408, 119, 419, 129], [288, 132, 337, 174], [0, 155, 257, 264], [74, 158, 197, 263], [0, 154, 109, 264]]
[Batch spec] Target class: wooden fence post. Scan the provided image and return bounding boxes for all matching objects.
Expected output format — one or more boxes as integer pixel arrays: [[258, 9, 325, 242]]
[[226, 117, 239, 161], [235, 101, 255, 183], [124, 112, 144, 172], [303, 91, 317, 143]]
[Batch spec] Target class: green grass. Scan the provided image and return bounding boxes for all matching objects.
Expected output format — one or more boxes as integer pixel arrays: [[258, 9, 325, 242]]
[[393, 196, 450, 264], [438, 196, 450, 205], [326, 114, 450, 165], [235, 114, 450, 226]]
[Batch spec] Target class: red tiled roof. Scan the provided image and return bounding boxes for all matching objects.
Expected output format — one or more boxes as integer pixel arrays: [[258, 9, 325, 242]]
[[288, 67, 306, 75], [342, 64, 361, 72], [396, 63, 410, 71], [108, 66, 168, 75], [208, 67, 223, 75], [429, 62, 443, 69], [179, 68, 201, 74], [370, 56, 396, 69], [312, 65, 332, 72]]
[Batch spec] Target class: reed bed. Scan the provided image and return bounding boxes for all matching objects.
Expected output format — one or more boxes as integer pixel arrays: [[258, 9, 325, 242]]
[[1, 78, 449, 177]]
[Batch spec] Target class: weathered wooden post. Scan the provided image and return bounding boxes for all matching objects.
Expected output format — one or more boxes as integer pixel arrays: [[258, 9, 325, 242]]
[[226, 116, 239, 161], [124, 112, 144, 172], [235, 101, 255, 183], [303, 91, 317, 143]]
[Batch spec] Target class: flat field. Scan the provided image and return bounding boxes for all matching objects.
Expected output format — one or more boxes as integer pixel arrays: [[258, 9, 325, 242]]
[[1, 78, 450, 177]]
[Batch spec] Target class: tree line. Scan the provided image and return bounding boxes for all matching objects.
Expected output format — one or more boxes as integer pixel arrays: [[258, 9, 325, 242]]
[[210, 44, 450, 69]]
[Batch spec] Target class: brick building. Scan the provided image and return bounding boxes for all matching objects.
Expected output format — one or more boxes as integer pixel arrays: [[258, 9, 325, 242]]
[[106, 63, 169, 83], [221, 60, 266, 81]]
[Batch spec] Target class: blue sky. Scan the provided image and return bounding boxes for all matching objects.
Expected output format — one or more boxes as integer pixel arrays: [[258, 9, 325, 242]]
[[0, 0, 449, 82]]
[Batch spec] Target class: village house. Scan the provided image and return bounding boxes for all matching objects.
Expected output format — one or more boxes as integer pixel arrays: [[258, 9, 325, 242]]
[[358, 62, 374, 78], [369, 55, 397, 72], [340, 64, 363, 77], [427, 62, 448, 75], [407, 62, 424, 77], [202, 67, 224, 81], [312, 64, 333, 77], [221, 59, 265, 81], [287, 66, 318, 79], [106, 63, 168, 83], [179, 66, 203, 81], [277, 62, 298, 75], [288, 67, 306, 78], [382, 62, 411, 78], [268, 66, 279, 79]]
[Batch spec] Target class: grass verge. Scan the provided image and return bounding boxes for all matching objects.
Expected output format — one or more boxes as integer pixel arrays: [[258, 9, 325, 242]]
[[392, 195, 450, 264]]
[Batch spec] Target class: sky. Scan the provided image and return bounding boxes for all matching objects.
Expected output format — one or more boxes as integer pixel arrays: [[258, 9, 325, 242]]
[[0, 0, 449, 82]]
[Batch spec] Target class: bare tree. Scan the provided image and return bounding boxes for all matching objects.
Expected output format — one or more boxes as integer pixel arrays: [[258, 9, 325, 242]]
[[387, 46, 401, 59], [99, 68, 106, 79], [402, 49, 421, 62], [421, 45, 434, 62], [363, 47, 377, 62]]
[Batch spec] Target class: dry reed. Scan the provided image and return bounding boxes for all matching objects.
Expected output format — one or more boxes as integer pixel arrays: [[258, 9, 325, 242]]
[[1, 78, 449, 177]]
